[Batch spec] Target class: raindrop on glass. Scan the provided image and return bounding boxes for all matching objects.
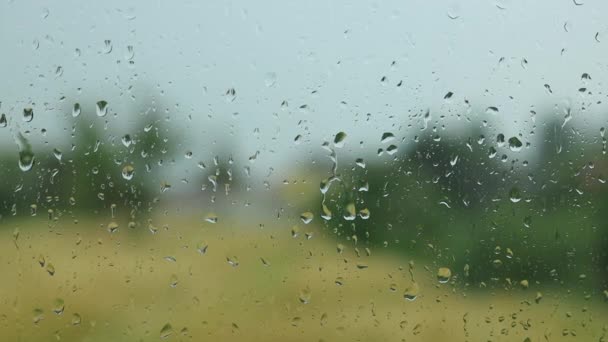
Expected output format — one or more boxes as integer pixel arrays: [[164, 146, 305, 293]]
[[96, 100, 108, 117], [23, 108, 34, 122]]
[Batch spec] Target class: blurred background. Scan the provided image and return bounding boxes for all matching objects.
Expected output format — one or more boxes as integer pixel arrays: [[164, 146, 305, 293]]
[[1, 0, 608, 341]]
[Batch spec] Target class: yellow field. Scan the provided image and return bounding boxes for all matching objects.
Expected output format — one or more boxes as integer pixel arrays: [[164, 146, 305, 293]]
[[1, 215, 606, 341]]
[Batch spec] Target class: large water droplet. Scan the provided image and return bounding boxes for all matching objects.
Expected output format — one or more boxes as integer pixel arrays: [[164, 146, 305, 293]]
[[122, 165, 134, 180], [437, 267, 451, 283], [321, 203, 332, 220], [343, 203, 356, 220], [71, 103, 81, 117], [122, 134, 132, 147], [381, 132, 395, 143], [96, 100, 108, 117], [19, 153, 35, 172], [404, 282, 420, 301], [334, 132, 347, 148], [508, 136, 523, 152], [509, 187, 521, 203], [53, 148, 62, 161], [300, 211, 314, 224], [23, 108, 34, 122]]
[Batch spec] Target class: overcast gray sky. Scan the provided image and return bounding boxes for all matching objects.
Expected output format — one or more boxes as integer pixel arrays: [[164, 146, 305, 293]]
[[1, 0, 607, 179]]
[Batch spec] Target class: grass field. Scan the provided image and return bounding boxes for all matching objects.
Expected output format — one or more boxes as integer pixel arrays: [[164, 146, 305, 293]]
[[1, 214, 606, 341]]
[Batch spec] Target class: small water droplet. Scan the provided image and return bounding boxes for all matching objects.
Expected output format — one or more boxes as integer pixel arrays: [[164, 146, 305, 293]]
[[107, 221, 119, 233], [71, 313, 81, 325], [160, 181, 172, 193], [264, 72, 277, 87], [359, 208, 370, 219], [205, 213, 218, 224], [298, 287, 311, 304], [260, 257, 270, 266], [0, 114, 7, 127], [486, 106, 499, 114], [404, 283, 420, 301], [197, 242, 208, 255], [52, 298, 65, 315], [291, 317, 302, 327], [103, 39, 113, 54], [32, 309, 44, 324], [121, 134, 132, 147], [46, 263, 55, 276], [125, 45, 134, 60], [291, 226, 300, 238], [509, 187, 521, 202], [50, 148, 62, 161], [226, 256, 239, 267], [496, 133, 505, 147], [336, 243, 345, 254], [169, 274, 178, 288], [225, 88, 236, 102], [450, 155, 459, 166], [160, 323, 173, 339]]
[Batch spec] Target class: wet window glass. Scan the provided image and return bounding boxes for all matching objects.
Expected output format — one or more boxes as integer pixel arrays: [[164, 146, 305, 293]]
[[2, 1, 608, 341]]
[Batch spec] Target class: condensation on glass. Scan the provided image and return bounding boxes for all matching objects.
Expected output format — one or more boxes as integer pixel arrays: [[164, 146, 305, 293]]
[[1, 1, 607, 341]]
